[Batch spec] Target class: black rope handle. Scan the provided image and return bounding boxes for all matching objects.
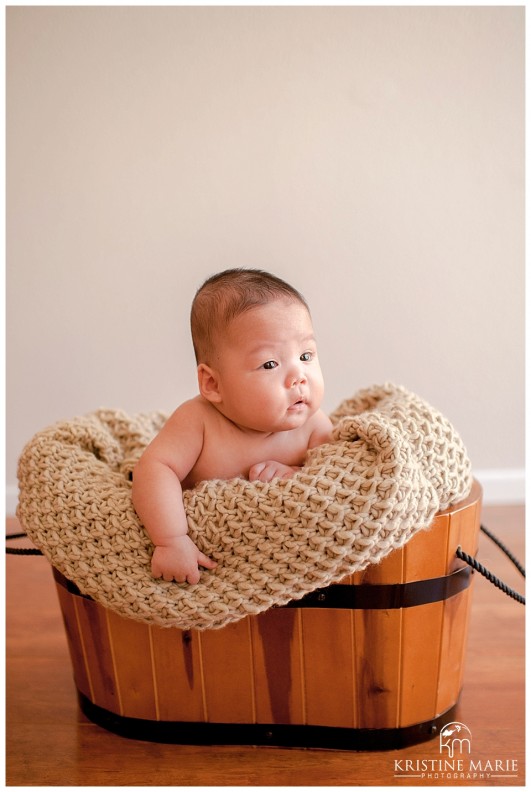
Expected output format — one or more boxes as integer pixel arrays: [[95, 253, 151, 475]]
[[456, 524, 525, 605], [6, 532, 43, 556], [479, 524, 525, 578]]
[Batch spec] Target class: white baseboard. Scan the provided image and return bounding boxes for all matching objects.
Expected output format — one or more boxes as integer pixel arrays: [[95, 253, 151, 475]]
[[6, 486, 19, 518], [5, 469, 525, 518], [474, 469, 525, 506]]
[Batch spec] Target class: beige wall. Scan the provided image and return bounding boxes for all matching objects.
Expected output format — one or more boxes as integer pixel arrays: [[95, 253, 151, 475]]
[[6, 6, 524, 505]]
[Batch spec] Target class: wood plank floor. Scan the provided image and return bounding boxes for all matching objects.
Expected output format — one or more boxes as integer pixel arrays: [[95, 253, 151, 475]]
[[6, 504, 525, 786]]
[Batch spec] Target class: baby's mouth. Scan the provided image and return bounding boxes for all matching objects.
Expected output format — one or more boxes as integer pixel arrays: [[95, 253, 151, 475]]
[[289, 397, 306, 410]]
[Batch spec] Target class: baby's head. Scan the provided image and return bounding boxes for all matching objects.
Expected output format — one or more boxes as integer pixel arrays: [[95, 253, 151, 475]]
[[191, 268, 309, 366], [190, 269, 324, 434]]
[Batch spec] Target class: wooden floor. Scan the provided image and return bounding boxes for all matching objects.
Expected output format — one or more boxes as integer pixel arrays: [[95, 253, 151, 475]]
[[6, 504, 525, 787]]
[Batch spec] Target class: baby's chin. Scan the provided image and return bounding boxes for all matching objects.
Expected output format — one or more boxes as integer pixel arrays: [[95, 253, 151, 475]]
[[231, 402, 318, 434], [277, 405, 317, 432]]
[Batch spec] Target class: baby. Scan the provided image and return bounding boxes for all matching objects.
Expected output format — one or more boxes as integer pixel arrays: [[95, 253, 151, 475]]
[[132, 268, 333, 585]]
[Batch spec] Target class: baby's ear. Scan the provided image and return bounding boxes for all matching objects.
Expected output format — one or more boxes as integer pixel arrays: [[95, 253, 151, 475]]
[[197, 364, 222, 403]]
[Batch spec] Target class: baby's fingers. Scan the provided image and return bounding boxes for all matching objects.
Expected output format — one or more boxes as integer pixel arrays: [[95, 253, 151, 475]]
[[151, 558, 164, 579], [249, 461, 267, 481], [198, 552, 218, 571], [185, 567, 201, 585]]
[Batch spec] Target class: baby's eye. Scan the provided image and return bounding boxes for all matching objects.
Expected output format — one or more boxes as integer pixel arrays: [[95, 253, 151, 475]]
[[262, 360, 278, 370], [300, 352, 313, 362]]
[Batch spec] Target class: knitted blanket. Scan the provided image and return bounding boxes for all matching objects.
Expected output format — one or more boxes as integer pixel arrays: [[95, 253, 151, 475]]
[[16, 384, 472, 630]]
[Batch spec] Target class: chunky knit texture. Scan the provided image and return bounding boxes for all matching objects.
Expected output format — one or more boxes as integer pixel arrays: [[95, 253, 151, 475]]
[[17, 384, 472, 630]]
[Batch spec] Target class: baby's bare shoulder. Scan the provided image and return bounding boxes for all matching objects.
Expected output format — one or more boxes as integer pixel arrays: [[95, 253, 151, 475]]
[[163, 396, 229, 438], [136, 397, 208, 477], [307, 409, 334, 448], [165, 395, 210, 424], [148, 397, 205, 446]]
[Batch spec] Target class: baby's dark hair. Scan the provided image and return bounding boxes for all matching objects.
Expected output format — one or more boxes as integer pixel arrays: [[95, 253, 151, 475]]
[[191, 268, 309, 364]]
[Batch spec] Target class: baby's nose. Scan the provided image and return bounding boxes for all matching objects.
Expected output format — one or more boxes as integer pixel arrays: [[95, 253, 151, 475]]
[[286, 366, 307, 387]]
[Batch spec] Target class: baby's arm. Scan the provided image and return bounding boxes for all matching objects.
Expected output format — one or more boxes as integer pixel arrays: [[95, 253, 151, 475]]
[[132, 403, 217, 585]]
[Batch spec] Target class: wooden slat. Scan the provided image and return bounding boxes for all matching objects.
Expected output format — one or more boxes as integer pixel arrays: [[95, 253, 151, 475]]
[[358, 543, 405, 585], [403, 514, 450, 579], [398, 601, 445, 726], [353, 608, 402, 729], [74, 596, 121, 714], [301, 609, 356, 728], [199, 618, 255, 723], [354, 610, 402, 729], [53, 582, 92, 701], [435, 486, 481, 715], [436, 585, 474, 716], [393, 503, 449, 727], [149, 626, 205, 722], [251, 607, 304, 724], [106, 610, 157, 721]]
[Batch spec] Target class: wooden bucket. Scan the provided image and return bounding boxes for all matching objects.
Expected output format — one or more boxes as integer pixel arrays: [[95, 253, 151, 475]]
[[53, 480, 481, 750]]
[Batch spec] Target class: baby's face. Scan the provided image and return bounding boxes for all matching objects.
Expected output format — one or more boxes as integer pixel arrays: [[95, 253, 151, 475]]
[[212, 298, 325, 434]]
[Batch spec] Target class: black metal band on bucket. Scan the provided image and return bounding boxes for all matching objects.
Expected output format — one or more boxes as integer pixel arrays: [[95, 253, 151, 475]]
[[282, 565, 472, 610], [77, 691, 459, 751], [53, 564, 473, 610]]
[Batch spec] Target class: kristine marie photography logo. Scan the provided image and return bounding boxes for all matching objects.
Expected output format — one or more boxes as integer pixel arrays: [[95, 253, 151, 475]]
[[393, 722, 520, 782]]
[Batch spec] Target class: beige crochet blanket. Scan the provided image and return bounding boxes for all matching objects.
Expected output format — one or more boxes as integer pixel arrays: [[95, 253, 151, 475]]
[[17, 384, 472, 630]]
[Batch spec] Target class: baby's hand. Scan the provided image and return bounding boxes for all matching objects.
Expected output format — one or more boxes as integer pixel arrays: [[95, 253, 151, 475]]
[[151, 535, 217, 585], [249, 461, 301, 483]]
